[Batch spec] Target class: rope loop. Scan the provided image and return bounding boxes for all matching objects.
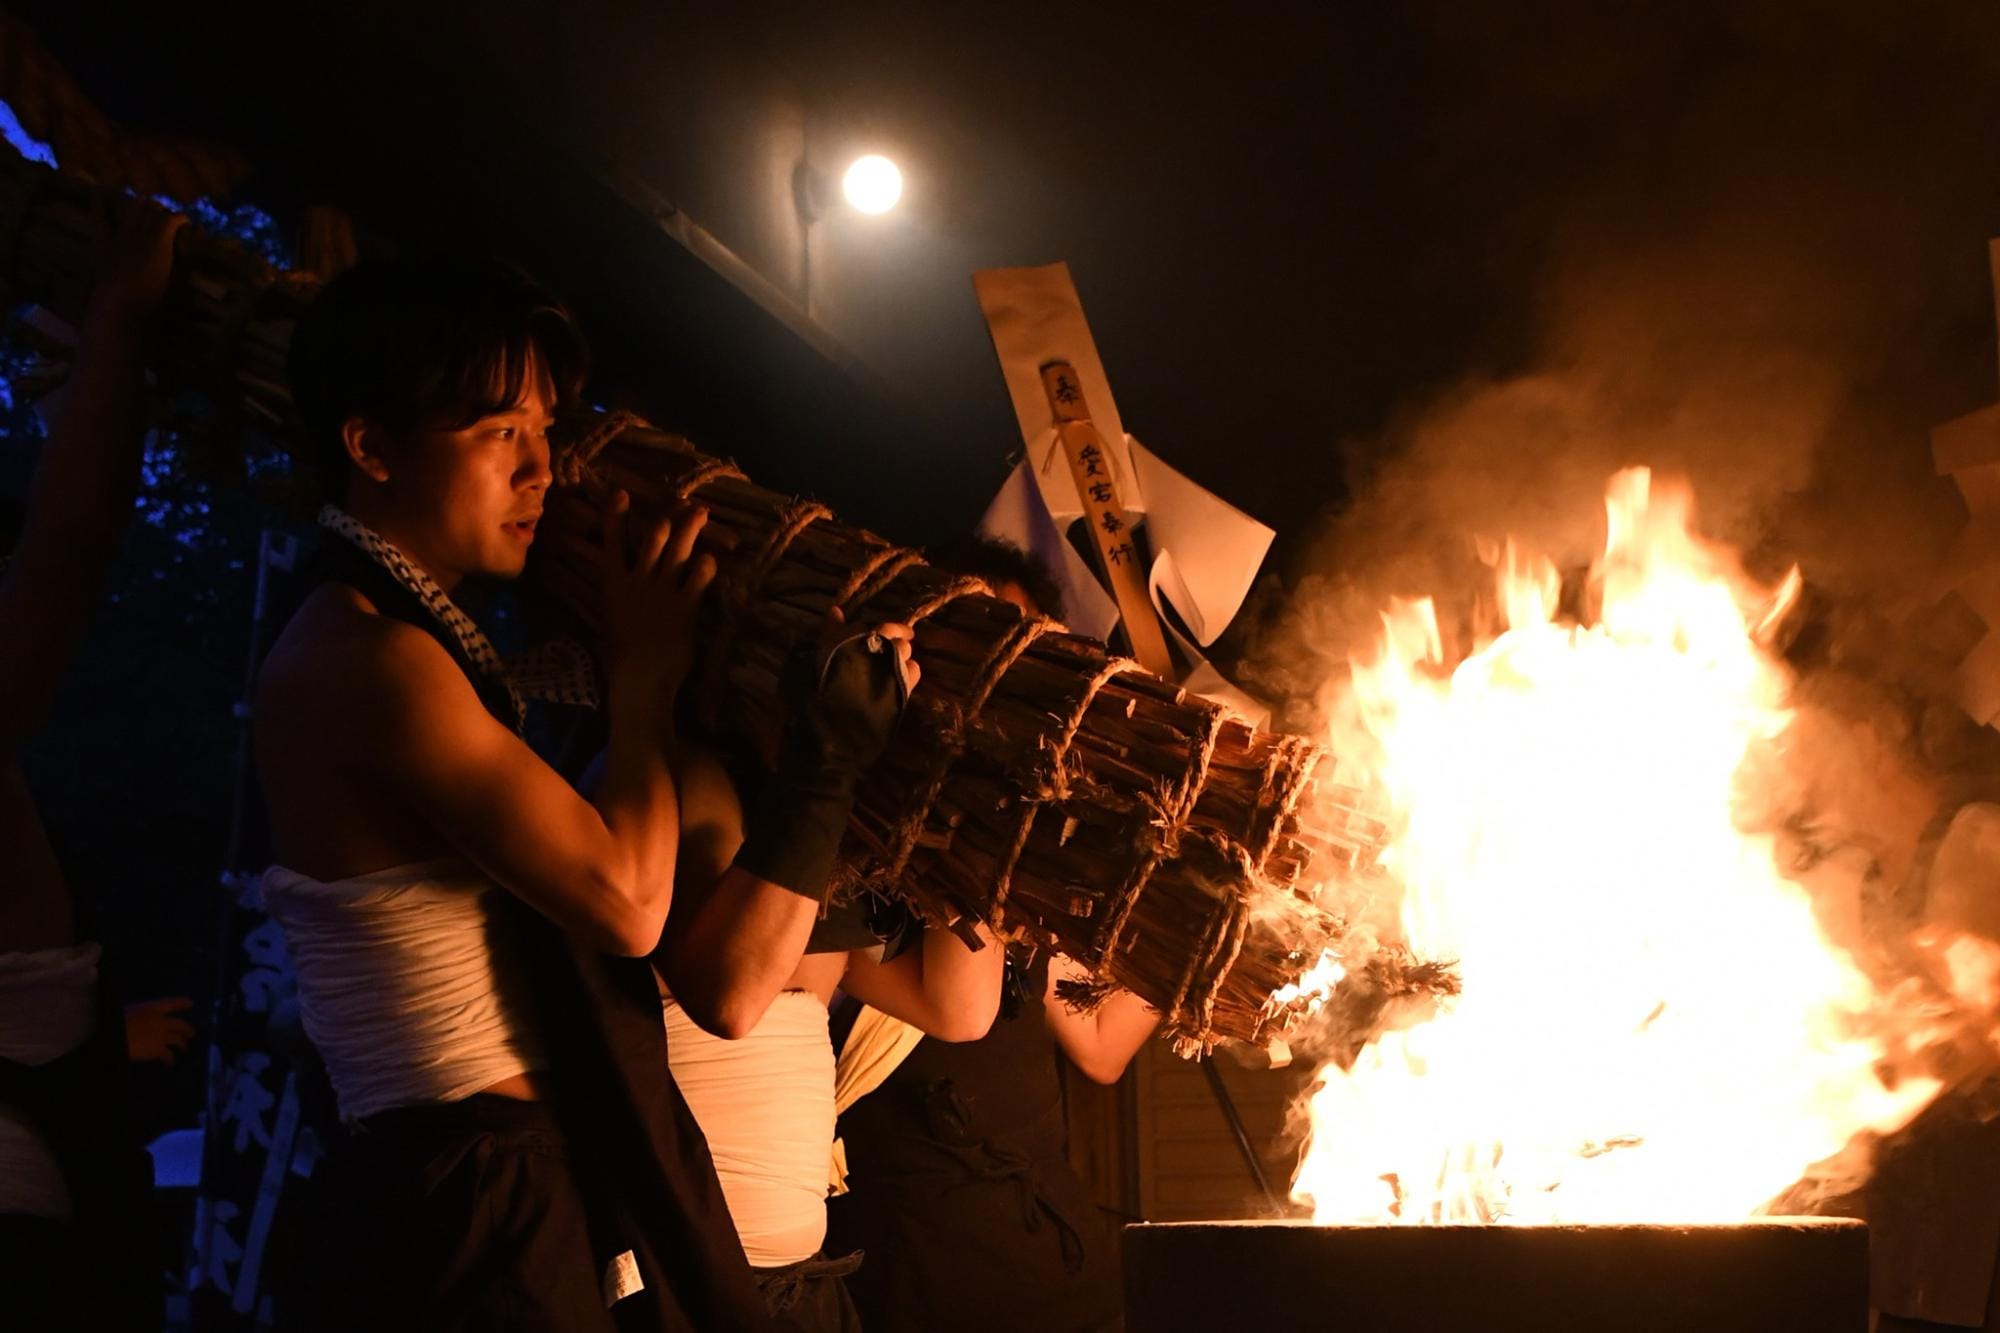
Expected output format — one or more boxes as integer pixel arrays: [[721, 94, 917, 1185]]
[[554, 409, 646, 487]]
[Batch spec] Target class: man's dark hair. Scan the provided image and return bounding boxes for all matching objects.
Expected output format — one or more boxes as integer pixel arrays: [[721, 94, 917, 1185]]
[[287, 255, 590, 498], [929, 535, 1065, 621]]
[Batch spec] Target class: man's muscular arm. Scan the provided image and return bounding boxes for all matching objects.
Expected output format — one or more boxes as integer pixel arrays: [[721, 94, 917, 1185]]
[[325, 623, 674, 954], [281, 497, 711, 956], [1042, 953, 1160, 1084], [0, 202, 182, 952], [653, 745, 820, 1038], [841, 921, 1004, 1043], [0, 202, 184, 753], [657, 619, 916, 1038]]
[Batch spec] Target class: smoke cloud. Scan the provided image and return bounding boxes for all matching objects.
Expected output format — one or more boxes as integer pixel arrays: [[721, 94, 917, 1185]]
[[1250, 1, 2000, 1217], [1241, 0, 2000, 719]]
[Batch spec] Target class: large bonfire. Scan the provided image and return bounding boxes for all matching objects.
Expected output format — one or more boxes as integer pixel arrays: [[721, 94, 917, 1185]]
[[1291, 467, 1955, 1226]]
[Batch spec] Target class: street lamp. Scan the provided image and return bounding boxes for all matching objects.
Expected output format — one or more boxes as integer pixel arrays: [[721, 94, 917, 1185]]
[[841, 154, 902, 214], [793, 153, 904, 319]]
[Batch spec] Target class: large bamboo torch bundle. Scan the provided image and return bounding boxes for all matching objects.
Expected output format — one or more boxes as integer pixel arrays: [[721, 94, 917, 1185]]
[[0, 141, 1427, 1050], [0, 144, 316, 488], [534, 413, 1397, 1048]]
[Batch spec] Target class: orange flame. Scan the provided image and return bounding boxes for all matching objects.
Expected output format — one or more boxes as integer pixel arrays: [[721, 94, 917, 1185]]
[[1293, 468, 1941, 1225]]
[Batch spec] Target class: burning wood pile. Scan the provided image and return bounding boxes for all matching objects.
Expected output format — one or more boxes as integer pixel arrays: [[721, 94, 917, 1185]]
[[1287, 466, 1978, 1228], [0, 142, 1429, 1049]]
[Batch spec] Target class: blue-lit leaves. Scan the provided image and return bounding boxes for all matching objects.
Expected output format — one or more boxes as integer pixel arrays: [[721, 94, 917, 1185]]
[[0, 99, 56, 167]]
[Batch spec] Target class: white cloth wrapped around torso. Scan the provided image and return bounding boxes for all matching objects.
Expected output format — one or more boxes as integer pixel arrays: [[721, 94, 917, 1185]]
[[662, 988, 835, 1268], [0, 941, 101, 1218], [257, 860, 544, 1121]]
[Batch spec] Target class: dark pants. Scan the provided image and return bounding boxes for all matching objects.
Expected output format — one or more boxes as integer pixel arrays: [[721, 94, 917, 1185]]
[[0, 1214, 88, 1332], [753, 1251, 865, 1333], [286, 1095, 619, 1332]]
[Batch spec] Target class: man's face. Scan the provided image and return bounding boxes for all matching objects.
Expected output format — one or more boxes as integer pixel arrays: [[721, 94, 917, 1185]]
[[376, 369, 555, 587]]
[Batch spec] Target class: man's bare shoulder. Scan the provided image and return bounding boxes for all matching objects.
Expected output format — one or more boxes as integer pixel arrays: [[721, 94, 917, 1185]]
[[258, 585, 469, 724]]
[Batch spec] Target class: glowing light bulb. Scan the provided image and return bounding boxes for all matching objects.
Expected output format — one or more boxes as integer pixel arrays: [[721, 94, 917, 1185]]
[[841, 155, 902, 214]]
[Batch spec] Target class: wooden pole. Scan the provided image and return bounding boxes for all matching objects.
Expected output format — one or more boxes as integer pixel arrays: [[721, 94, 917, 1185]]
[[1039, 359, 1175, 676]]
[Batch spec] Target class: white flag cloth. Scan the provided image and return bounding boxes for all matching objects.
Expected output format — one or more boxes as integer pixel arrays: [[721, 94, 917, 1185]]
[[973, 262, 1274, 722]]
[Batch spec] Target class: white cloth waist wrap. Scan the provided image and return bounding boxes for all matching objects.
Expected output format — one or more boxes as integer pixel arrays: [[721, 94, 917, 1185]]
[[828, 1004, 926, 1196], [663, 988, 834, 1268], [258, 860, 544, 1121], [0, 942, 100, 1219]]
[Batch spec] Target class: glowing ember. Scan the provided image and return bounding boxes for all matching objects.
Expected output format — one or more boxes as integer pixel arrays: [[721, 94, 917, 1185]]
[[1292, 468, 1942, 1225], [1266, 951, 1348, 1017]]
